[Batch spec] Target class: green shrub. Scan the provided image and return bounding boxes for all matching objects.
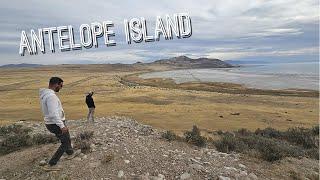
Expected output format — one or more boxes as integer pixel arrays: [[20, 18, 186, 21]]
[[311, 125, 319, 136], [254, 138, 303, 161], [213, 127, 310, 162], [237, 128, 252, 136], [78, 140, 91, 154], [0, 124, 58, 155], [0, 125, 32, 154], [305, 148, 319, 160], [74, 131, 94, 153], [216, 130, 224, 135], [258, 140, 285, 161], [79, 131, 94, 140], [162, 130, 178, 141], [255, 127, 282, 138], [0, 124, 31, 136], [1, 133, 32, 154], [184, 125, 207, 147], [284, 127, 316, 149], [238, 135, 261, 149], [32, 133, 57, 145], [214, 134, 247, 153]]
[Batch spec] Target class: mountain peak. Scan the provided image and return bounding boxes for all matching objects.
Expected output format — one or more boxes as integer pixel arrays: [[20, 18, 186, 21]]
[[152, 56, 233, 68]]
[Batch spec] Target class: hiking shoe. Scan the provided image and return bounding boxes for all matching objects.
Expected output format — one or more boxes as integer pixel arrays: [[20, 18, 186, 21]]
[[66, 149, 81, 160], [42, 164, 61, 171], [66, 149, 74, 155]]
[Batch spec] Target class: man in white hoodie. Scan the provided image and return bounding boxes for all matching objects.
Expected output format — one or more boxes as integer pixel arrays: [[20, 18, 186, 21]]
[[39, 77, 74, 170]]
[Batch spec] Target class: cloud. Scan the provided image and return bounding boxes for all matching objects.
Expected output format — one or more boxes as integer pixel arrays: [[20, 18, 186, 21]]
[[0, 0, 318, 65], [206, 47, 318, 60]]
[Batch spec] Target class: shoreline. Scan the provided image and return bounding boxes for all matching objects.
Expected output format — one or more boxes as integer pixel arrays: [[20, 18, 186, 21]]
[[137, 66, 319, 91], [121, 72, 319, 98]]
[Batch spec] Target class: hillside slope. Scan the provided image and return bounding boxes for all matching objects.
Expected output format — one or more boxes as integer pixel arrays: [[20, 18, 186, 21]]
[[0, 117, 318, 180]]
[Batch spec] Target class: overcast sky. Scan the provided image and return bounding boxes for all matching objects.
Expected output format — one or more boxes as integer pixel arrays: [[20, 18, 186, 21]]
[[0, 0, 318, 65]]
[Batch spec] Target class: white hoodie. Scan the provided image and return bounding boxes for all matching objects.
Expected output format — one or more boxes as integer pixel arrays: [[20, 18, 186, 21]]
[[39, 88, 65, 128]]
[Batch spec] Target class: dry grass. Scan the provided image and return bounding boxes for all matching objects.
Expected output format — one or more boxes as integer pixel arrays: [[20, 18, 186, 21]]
[[0, 64, 318, 135]]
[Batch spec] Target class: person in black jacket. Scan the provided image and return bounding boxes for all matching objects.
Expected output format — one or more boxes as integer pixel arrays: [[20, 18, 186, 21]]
[[86, 91, 95, 122]]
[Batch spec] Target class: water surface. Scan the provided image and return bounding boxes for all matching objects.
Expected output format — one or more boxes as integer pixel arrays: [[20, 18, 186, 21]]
[[140, 62, 319, 90]]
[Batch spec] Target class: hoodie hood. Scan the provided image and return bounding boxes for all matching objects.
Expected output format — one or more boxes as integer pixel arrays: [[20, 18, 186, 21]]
[[39, 88, 55, 100]]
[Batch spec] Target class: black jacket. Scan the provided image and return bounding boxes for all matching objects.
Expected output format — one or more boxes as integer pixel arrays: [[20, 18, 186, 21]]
[[86, 95, 95, 108]]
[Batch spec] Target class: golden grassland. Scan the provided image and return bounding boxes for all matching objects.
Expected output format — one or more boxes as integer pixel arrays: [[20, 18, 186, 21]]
[[0, 64, 318, 135]]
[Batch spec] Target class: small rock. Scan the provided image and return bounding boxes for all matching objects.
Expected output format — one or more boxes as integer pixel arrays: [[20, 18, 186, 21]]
[[218, 176, 231, 180], [189, 158, 202, 165], [224, 166, 238, 172], [89, 162, 100, 168], [248, 173, 258, 180], [230, 112, 240, 115], [150, 176, 162, 180], [238, 164, 246, 168], [190, 164, 204, 171], [39, 160, 47, 166], [229, 153, 237, 158], [124, 160, 130, 164], [180, 172, 191, 179], [118, 170, 124, 178], [74, 149, 81, 155], [149, 174, 165, 180], [239, 170, 247, 176]]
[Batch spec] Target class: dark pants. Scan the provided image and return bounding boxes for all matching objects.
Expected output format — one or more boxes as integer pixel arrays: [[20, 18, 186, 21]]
[[46, 123, 73, 165]]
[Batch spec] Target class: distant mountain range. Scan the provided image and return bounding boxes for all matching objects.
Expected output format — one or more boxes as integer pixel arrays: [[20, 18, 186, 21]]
[[0, 56, 234, 69], [147, 56, 233, 68], [0, 63, 43, 68]]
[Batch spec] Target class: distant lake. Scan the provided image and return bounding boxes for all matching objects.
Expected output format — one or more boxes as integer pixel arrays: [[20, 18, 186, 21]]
[[140, 62, 319, 90]]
